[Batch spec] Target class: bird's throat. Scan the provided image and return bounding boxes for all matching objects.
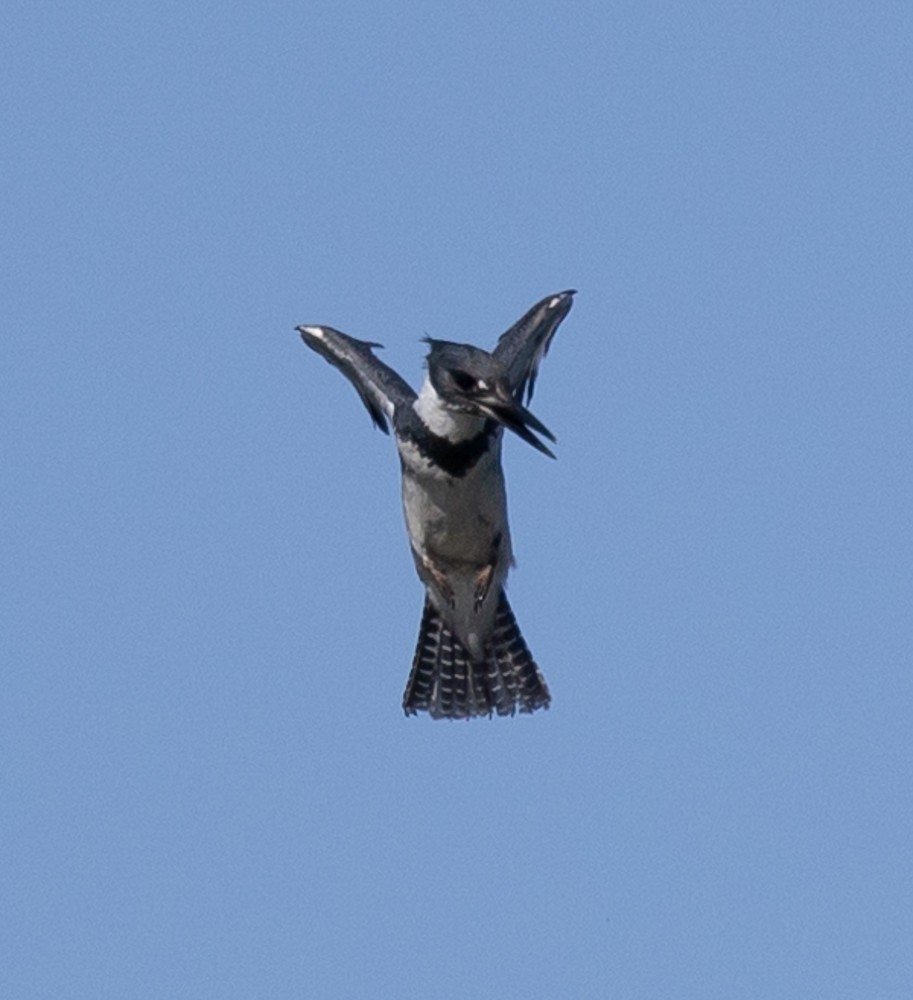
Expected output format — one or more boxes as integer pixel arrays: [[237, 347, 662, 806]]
[[413, 378, 486, 443]]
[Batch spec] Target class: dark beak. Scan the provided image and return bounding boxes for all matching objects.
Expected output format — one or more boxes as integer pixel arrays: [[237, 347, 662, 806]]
[[476, 384, 557, 458]]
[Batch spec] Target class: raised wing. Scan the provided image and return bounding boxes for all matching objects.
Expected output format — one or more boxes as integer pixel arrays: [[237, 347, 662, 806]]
[[492, 290, 576, 403], [297, 325, 416, 434]]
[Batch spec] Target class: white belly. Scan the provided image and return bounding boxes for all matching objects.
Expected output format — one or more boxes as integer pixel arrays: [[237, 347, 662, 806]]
[[399, 441, 511, 565]]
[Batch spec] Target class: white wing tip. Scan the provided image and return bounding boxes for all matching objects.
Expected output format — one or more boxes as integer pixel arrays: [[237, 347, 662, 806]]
[[548, 290, 577, 308]]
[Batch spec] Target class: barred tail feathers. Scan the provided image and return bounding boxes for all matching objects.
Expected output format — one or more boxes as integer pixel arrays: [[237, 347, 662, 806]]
[[403, 592, 550, 719]]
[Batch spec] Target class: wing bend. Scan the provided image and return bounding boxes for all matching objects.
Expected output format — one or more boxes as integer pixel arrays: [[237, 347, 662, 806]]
[[298, 324, 416, 433]]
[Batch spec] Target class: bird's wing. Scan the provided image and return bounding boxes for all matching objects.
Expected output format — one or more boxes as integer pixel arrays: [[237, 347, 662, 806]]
[[492, 290, 576, 403], [297, 325, 417, 434]]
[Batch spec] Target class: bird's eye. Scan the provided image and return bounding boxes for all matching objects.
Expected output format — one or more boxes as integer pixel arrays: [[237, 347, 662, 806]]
[[450, 370, 479, 393]]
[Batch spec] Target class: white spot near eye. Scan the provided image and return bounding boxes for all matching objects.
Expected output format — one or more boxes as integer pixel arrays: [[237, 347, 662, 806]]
[[300, 326, 325, 338], [478, 379, 488, 390], [548, 296, 561, 308]]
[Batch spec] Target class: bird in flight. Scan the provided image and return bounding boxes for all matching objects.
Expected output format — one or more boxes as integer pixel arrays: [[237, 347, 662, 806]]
[[297, 290, 575, 719]]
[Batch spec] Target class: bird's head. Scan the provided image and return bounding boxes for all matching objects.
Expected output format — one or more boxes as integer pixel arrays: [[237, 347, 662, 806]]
[[423, 339, 556, 457]]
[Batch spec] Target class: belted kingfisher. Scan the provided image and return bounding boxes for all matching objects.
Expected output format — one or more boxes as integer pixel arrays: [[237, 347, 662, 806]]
[[297, 290, 575, 719]]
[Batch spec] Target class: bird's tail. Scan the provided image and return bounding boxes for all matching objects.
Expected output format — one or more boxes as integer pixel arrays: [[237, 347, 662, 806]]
[[403, 591, 551, 719]]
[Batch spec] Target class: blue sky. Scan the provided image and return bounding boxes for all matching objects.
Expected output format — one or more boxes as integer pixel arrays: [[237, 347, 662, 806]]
[[3, 2, 912, 997]]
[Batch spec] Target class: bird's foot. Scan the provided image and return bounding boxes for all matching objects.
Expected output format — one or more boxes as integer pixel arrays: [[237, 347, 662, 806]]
[[474, 564, 495, 611]]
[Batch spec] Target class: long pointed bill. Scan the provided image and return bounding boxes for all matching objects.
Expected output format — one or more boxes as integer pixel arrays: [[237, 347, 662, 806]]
[[477, 387, 557, 459]]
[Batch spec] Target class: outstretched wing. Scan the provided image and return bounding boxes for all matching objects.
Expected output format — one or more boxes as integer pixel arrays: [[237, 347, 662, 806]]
[[297, 325, 417, 434], [492, 290, 576, 404]]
